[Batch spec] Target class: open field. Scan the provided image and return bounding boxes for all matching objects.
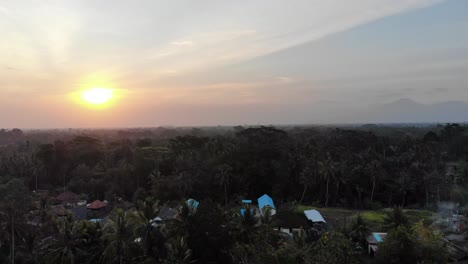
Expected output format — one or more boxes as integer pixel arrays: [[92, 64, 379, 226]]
[[296, 205, 436, 231]]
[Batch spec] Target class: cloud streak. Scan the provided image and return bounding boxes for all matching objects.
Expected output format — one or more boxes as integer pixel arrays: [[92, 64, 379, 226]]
[[171, 40, 194, 46], [0, 1, 444, 76]]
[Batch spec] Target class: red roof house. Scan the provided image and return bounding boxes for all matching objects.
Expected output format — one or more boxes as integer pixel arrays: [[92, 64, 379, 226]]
[[87, 200, 108, 210], [56, 191, 79, 203]]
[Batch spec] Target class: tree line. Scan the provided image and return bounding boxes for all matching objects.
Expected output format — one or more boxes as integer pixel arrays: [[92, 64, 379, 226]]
[[2, 124, 466, 209]]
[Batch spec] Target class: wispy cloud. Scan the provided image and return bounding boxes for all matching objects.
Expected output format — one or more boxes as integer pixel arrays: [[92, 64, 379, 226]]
[[170, 40, 194, 46], [0, 5, 9, 15], [1, 0, 444, 79]]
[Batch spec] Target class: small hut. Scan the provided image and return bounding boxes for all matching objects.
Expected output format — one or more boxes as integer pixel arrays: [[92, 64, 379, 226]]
[[366, 232, 387, 256], [273, 211, 310, 236], [258, 194, 276, 216]]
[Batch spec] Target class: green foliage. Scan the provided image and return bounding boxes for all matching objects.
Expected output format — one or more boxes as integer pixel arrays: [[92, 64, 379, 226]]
[[377, 226, 417, 264], [350, 214, 370, 246], [186, 200, 232, 263], [361, 211, 386, 225], [383, 207, 410, 231], [377, 222, 449, 264], [411, 222, 448, 263], [100, 209, 135, 264], [310, 232, 358, 264], [164, 237, 194, 264]]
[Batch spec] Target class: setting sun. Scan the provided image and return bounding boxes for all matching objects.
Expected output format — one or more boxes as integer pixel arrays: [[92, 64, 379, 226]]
[[81, 88, 114, 105]]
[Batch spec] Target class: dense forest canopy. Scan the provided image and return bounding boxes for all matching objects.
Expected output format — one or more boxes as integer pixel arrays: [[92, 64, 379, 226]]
[[2, 124, 467, 208]]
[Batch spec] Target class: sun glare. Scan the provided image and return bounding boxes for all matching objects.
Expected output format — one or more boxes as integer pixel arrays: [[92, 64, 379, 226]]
[[81, 88, 114, 106]]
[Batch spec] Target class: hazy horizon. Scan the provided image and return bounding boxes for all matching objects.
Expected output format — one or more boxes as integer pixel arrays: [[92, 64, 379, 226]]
[[1, 0, 467, 128]]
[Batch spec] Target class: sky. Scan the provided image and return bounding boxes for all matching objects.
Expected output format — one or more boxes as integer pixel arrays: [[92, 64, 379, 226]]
[[0, 0, 467, 128]]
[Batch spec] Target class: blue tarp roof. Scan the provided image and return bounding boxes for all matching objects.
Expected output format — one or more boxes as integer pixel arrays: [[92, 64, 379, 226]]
[[258, 194, 275, 209], [240, 208, 246, 216], [374, 233, 383, 242], [366, 233, 387, 244], [187, 198, 199, 209], [242, 200, 252, 204]]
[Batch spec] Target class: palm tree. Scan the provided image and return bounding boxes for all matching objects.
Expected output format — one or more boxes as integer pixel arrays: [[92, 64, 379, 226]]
[[128, 197, 166, 260], [319, 155, 337, 207], [0, 208, 23, 264], [164, 237, 194, 264], [36, 194, 51, 227], [383, 207, 409, 231], [334, 160, 349, 206], [366, 159, 382, 203], [349, 215, 370, 246], [395, 170, 415, 207], [17, 225, 39, 264], [101, 209, 135, 264], [298, 161, 315, 205], [41, 215, 85, 264], [75, 220, 103, 264], [287, 230, 313, 264], [215, 164, 233, 208]]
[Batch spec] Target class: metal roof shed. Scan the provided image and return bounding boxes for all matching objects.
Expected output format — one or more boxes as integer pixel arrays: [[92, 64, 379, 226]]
[[304, 209, 326, 223]]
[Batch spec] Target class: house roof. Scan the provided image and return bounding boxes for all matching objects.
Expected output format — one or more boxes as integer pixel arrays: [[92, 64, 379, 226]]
[[159, 207, 179, 220], [374, 233, 384, 242], [242, 200, 252, 204], [56, 191, 79, 202], [258, 194, 275, 209], [366, 232, 387, 244], [87, 200, 107, 210], [273, 211, 309, 228], [304, 209, 326, 223]]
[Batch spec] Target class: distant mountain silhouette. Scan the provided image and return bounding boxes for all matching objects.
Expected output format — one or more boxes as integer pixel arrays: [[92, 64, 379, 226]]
[[361, 98, 468, 123]]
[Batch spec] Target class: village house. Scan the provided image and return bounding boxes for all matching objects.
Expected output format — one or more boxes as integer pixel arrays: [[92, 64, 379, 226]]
[[87, 200, 109, 219], [273, 211, 310, 237], [366, 232, 387, 256], [87, 200, 108, 211]]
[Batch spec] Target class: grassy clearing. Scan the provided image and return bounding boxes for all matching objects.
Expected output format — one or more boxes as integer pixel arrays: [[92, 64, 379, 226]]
[[295, 205, 354, 215], [295, 205, 435, 231]]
